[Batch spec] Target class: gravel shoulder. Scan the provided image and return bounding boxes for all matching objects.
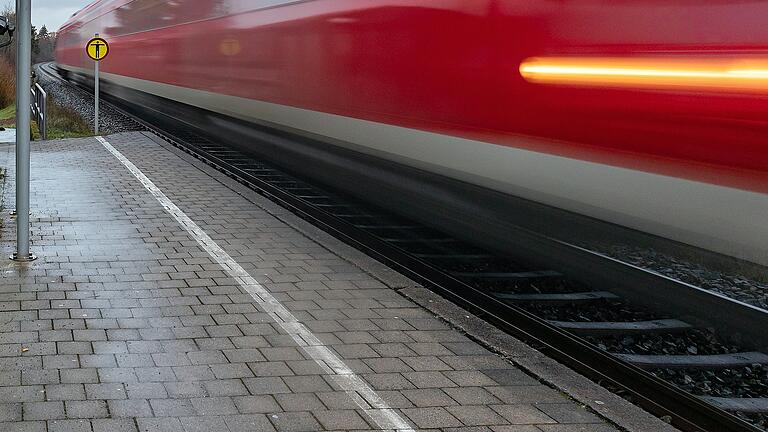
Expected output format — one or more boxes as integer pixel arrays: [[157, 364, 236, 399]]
[[589, 242, 768, 310], [35, 63, 142, 135]]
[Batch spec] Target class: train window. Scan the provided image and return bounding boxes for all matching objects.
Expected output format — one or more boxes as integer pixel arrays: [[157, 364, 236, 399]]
[[68, 0, 310, 40], [109, 0, 231, 36], [227, 1, 310, 15]]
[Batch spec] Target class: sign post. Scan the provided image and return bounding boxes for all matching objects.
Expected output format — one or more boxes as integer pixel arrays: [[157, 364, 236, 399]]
[[11, 0, 34, 261], [86, 35, 109, 135]]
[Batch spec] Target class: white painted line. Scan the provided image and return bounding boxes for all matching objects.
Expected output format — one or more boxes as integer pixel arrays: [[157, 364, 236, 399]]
[[97, 136, 414, 431]]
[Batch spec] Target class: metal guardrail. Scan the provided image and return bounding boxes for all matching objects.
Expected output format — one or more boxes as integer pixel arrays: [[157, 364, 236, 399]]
[[30, 82, 46, 140]]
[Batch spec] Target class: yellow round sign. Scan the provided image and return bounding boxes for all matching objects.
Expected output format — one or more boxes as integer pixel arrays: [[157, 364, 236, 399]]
[[86, 37, 109, 61]]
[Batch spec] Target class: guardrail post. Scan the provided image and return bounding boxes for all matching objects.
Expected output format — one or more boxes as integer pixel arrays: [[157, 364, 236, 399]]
[[29, 84, 47, 141], [37, 84, 46, 140], [42, 86, 46, 140]]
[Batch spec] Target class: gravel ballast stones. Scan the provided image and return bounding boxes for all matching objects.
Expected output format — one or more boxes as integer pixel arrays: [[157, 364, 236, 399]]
[[590, 244, 768, 310], [35, 63, 142, 135]]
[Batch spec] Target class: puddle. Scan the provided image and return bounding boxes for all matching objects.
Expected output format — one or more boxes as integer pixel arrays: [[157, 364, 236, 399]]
[[0, 128, 15, 143]]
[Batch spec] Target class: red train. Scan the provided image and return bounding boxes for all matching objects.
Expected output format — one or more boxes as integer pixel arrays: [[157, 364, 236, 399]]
[[55, 1, 768, 265]]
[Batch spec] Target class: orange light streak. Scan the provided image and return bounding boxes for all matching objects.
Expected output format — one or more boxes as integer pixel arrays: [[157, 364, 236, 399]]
[[519, 57, 768, 92]]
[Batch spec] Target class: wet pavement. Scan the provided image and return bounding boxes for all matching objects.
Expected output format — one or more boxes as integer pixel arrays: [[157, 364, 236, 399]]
[[0, 128, 15, 143], [0, 132, 643, 431]]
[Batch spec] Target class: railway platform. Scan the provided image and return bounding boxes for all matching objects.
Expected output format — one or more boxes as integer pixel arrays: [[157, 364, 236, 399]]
[[0, 132, 672, 432]]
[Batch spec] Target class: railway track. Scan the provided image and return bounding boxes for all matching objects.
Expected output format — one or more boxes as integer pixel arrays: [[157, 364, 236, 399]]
[[39, 62, 768, 432]]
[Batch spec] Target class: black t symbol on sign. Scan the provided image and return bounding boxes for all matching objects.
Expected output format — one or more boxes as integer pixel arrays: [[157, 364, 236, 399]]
[[94, 41, 105, 58]]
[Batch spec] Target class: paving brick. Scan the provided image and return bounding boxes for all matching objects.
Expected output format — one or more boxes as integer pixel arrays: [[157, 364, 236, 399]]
[[60, 370, 98, 385], [45, 384, 86, 401], [150, 398, 196, 417], [136, 417, 184, 432], [0, 421, 47, 432], [203, 379, 249, 396], [126, 383, 168, 399], [363, 357, 412, 373], [91, 419, 138, 432], [163, 382, 208, 399], [47, 419, 93, 432], [23, 401, 66, 420], [403, 371, 458, 389], [97, 368, 138, 383], [151, 353, 190, 367], [108, 399, 153, 417], [210, 363, 253, 379], [44, 355, 81, 370], [232, 395, 279, 414], [242, 377, 291, 395], [447, 405, 508, 426], [316, 391, 362, 410], [73, 330, 107, 342], [445, 386, 501, 405], [267, 411, 322, 432], [58, 342, 93, 355], [313, 409, 370, 430], [491, 404, 557, 425], [93, 342, 128, 354], [115, 354, 154, 368], [178, 416, 229, 432], [402, 355, 452, 371], [248, 361, 293, 377], [190, 397, 238, 415], [65, 400, 109, 418], [274, 393, 325, 412], [0, 402, 22, 421], [282, 375, 333, 393], [224, 414, 276, 432], [172, 366, 215, 381], [79, 355, 117, 369], [84, 384, 127, 400], [402, 407, 463, 429], [135, 367, 176, 382], [23, 370, 60, 386], [361, 373, 415, 391]]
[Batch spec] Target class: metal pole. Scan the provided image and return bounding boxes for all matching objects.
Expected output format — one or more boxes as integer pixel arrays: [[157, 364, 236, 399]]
[[94, 33, 99, 135], [13, 0, 34, 261]]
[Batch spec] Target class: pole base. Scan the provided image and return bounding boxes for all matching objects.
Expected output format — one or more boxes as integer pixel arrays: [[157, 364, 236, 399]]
[[10, 253, 37, 262]]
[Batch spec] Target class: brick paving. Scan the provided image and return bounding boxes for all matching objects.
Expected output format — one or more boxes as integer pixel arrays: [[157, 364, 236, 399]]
[[0, 133, 620, 431]]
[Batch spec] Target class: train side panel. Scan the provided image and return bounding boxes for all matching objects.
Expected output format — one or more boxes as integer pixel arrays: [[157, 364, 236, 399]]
[[55, 0, 768, 264]]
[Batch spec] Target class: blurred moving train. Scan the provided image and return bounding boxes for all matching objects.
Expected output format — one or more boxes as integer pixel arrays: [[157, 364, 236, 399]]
[[56, 1, 768, 266]]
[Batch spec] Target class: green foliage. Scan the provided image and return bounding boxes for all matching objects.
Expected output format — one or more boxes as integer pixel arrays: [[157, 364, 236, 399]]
[[0, 103, 13, 121], [0, 57, 13, 108]]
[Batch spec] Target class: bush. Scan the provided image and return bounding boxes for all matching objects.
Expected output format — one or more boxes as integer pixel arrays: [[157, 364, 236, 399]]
[[0, 57, 14, 108]]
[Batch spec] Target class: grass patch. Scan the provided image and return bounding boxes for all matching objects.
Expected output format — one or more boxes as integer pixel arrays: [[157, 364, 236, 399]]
[[0, 104, 13, 121], [0, 99, 92, 140], [45, 95, 92, 139]]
